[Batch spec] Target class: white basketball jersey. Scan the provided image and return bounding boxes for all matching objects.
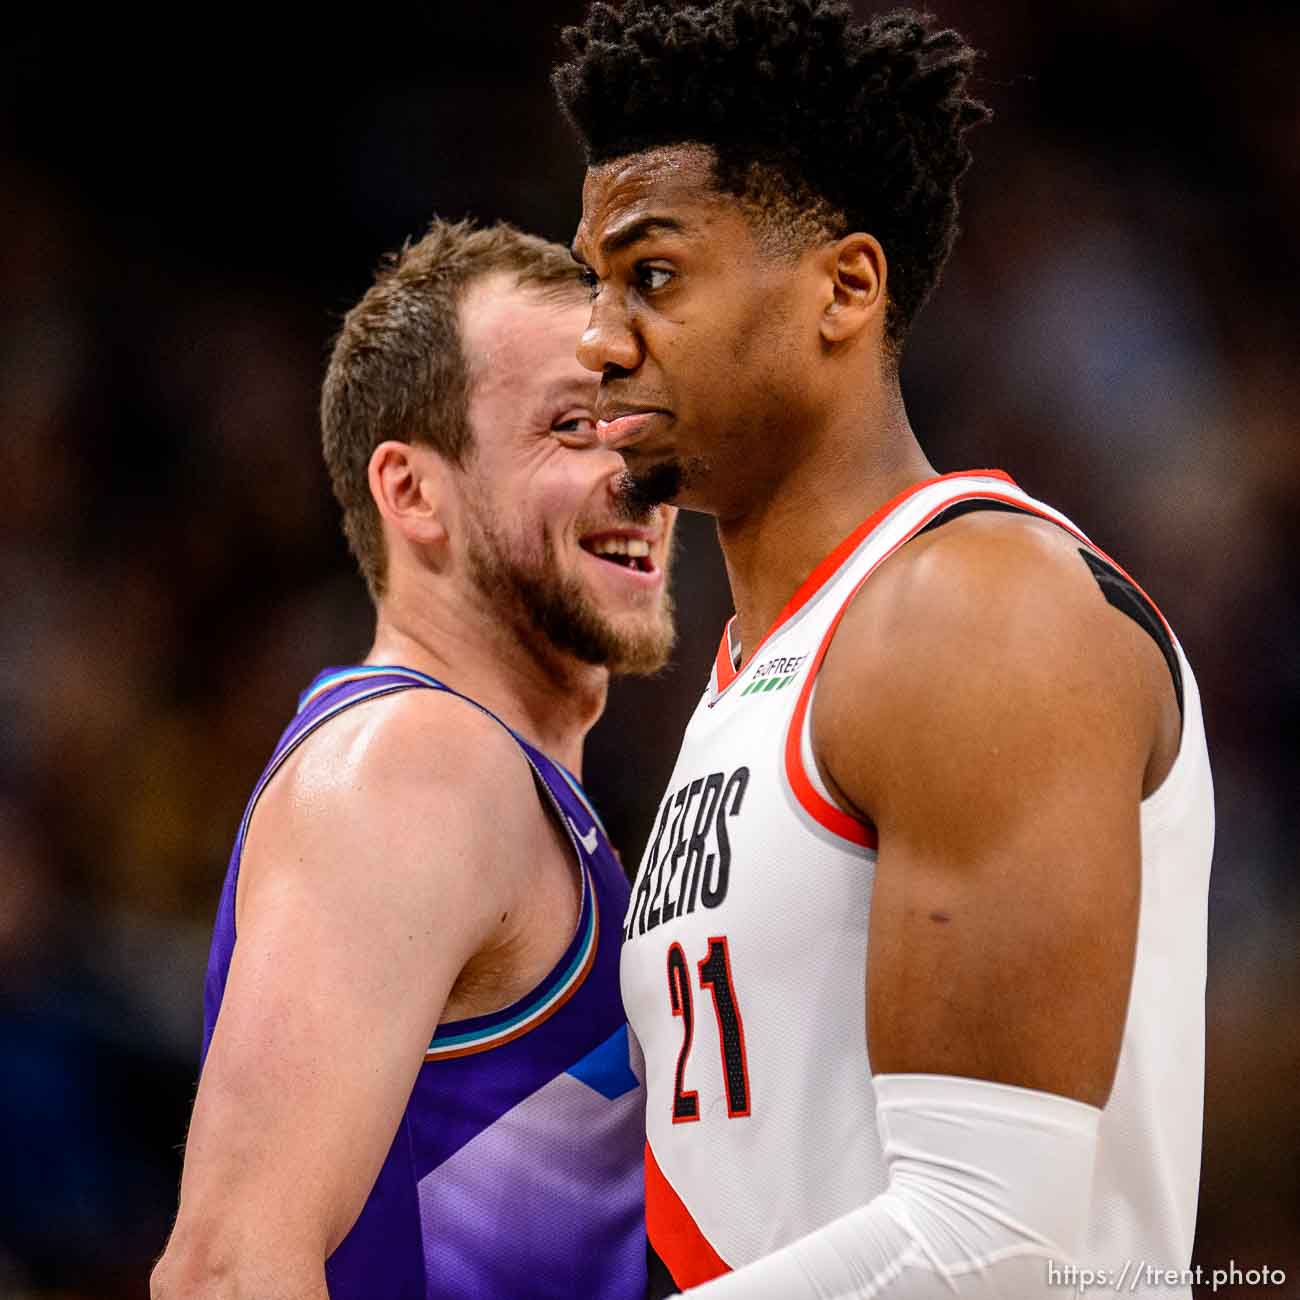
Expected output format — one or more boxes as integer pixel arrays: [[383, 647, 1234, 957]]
[[621, 470, 1214, 1294]]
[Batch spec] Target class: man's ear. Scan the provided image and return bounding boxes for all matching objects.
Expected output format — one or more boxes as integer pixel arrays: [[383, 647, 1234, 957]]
[[819, 232, 888, 346], [368, 440, 451, 551]]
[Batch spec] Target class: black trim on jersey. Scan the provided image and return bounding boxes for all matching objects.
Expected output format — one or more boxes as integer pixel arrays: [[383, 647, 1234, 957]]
[[916, 497, 1030, 534], [917, 498, 1184, 723], [1077, 548, 1184, 721], [646, 1238, 680, 1300]]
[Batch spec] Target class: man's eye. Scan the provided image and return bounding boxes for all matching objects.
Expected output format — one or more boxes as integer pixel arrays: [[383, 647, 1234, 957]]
[[578, 268, 600, 299], [554, 415, 597, 439], [637, 264, 673, 292]]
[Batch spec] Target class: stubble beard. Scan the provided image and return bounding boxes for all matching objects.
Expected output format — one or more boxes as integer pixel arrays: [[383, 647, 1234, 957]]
[[465, 519, 675, 677], [614, 454, 709, 514]]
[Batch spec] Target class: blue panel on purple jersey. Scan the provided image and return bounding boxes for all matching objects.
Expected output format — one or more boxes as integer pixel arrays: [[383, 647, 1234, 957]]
[[200, 665, 647, 1300], [569, 1024, 642, 1101]]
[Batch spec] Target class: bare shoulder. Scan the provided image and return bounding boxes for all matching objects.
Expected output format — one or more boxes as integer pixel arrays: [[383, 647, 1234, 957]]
[[854, 506, 1122, 645], [814, 509, 1177, 819], [238, 686, 542, 927], [290, 685, 534, 808]]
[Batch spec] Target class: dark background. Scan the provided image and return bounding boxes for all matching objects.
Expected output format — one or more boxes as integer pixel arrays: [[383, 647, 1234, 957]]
[[1, 3, 1297, 1296]]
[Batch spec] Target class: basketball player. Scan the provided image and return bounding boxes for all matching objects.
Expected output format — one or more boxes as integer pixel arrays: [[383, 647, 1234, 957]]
[[150, 219, 676, 1300], [555, 3, 1213, 1297]]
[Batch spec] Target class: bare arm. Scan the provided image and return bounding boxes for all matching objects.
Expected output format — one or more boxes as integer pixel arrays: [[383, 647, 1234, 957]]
[[152, 691, 539, 1299], [818, 514, 1175, 1104]]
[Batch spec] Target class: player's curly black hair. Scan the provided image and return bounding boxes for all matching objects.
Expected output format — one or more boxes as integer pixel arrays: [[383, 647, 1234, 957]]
[[553, 0, 990, 349]]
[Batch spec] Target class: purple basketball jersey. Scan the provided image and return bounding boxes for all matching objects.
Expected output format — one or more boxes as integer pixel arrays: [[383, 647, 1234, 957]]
[[201, 665, 647, 1299]]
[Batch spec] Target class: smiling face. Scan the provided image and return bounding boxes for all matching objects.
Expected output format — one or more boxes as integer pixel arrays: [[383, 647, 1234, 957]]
[[572, 145, 835, 519], [455, 274, 677, 675]]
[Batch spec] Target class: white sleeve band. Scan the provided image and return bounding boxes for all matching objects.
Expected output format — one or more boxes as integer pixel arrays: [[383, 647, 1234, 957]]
[[682, 1073, 1101, 1299]]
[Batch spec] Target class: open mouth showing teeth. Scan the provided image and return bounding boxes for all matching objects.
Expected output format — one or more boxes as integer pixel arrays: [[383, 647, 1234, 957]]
[[580, 535, 655, 573]]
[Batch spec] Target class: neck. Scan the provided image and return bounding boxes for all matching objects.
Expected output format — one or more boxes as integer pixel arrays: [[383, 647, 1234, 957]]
[[365, 582, 608, 777], [716, 385, 934, 665]]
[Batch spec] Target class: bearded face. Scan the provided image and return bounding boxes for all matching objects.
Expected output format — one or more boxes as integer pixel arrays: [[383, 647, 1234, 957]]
[[464, 500, 676, 677]]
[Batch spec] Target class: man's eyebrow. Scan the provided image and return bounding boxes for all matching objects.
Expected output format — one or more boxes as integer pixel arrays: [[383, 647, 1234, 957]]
[[571, 215, 688, 266], [545, 378, 598, 406]]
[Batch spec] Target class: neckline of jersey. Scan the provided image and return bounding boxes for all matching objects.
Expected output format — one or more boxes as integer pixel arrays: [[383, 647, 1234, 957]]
[[712, 468, 1016, 696]]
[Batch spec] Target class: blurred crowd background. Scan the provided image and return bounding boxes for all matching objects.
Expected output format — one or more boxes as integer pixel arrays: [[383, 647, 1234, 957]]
[[2, 3, 1296, 1296]]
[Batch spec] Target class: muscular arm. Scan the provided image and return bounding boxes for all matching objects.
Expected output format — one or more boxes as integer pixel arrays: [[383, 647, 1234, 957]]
[[845, 517, 1170, 1105], [686, 514, 1180, 1297], [151, 691, 541, 1300]]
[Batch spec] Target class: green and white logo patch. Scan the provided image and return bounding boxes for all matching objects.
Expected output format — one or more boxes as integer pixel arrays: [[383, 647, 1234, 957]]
[[740, 653, 807, 696]]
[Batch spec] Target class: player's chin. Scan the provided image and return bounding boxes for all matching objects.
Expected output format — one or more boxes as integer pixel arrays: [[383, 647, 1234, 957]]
[[605, 630, 676, 676], [600, 604, 677, 677], [615, 457, 687, 512]]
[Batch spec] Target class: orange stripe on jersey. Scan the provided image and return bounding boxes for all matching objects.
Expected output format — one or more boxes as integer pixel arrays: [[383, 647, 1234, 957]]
[[712, 470, 1015, 697], [785, 664, 878, 848], [645, 1141, 731, 1289], [781, 485, 1162, 848], [714, 618, 741, 693]]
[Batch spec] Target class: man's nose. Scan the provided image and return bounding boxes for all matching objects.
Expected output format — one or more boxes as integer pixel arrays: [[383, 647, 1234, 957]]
[[577, 295, 642, 375]]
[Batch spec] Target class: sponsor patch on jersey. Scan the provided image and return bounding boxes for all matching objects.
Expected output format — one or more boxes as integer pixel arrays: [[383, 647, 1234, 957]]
[[738, 653, 807, 697]]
